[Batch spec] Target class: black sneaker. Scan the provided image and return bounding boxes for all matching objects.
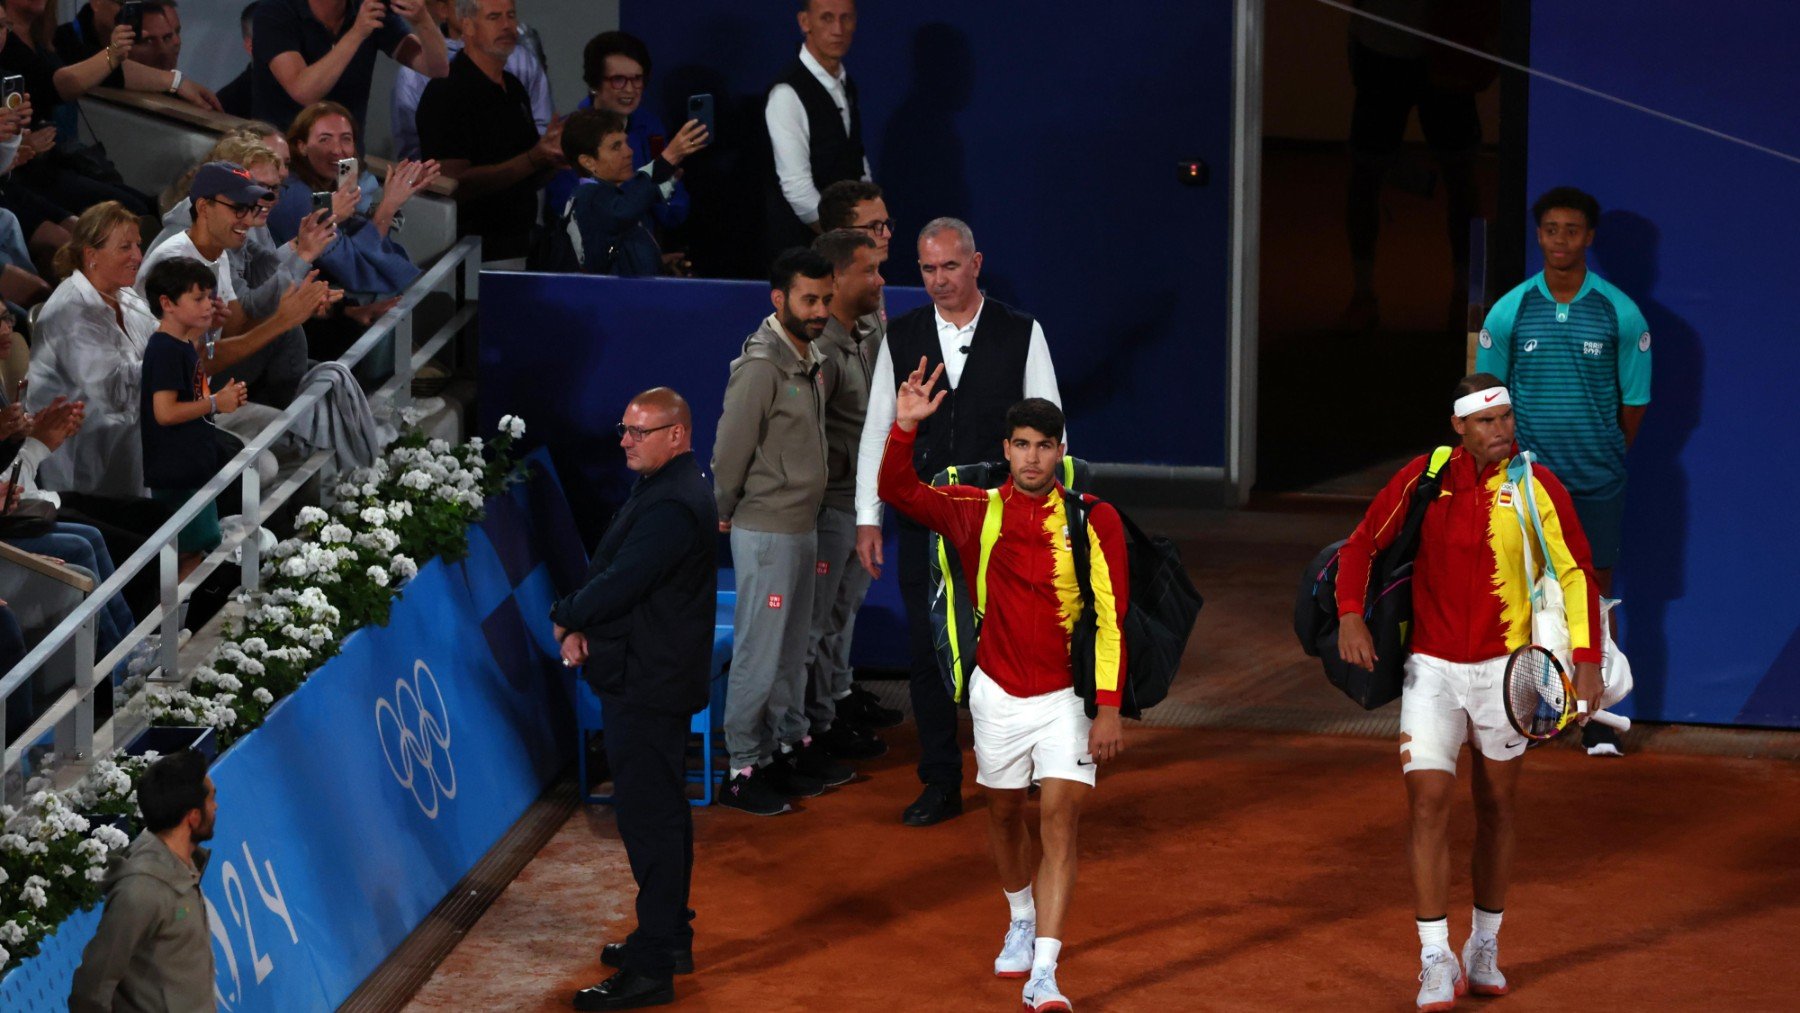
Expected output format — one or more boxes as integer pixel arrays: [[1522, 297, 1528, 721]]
[[817, 721, 888, 760], [719, 767, 792, 816], [1581, 721, 1624, 757], [839, 684, 904, 729], [766, 750, 826, 798], [793, 740, 855, 786]]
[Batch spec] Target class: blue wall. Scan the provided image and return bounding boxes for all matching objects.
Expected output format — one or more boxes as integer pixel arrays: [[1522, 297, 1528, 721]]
[[1530, 2, 1800, 725], [622, 0, 1238, 468]]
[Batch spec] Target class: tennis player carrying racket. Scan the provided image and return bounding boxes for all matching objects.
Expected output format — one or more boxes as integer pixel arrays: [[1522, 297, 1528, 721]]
[[1337, 373, 1604, 1011]]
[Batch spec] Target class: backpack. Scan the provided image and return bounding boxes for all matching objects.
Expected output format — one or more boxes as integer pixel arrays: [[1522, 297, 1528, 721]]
[[928, 458, 1089, 704], [526, 197, 583, 273], [1066, 496, 1204, 719], [1293, 446, 1453, 709]]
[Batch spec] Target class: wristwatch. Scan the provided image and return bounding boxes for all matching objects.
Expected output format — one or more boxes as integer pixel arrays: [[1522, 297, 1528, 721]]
[[208, 394, 218, 416], [166, 69, 184, 96]]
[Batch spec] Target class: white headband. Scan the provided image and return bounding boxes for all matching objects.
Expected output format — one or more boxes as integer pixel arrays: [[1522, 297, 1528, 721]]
[[1454, 386, 1511, 417]]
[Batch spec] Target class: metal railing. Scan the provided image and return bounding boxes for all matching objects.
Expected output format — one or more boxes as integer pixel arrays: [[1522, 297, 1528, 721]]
[[1, 238, 484, 794]]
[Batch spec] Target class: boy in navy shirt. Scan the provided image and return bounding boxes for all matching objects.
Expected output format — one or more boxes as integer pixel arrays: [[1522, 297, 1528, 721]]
[[140, 257, 250, 559], [557, 109, 708, 276]]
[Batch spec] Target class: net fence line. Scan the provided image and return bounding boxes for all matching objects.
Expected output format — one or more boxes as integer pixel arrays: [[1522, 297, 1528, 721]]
[[1306, 0, 1800, 169]]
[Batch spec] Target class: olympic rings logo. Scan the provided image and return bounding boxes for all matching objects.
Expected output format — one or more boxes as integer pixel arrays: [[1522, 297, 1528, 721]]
[[375, 660, 458, 818]]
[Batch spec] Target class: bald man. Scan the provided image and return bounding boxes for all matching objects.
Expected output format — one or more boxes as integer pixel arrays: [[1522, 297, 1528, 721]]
[[551, 387, 718, 1010]]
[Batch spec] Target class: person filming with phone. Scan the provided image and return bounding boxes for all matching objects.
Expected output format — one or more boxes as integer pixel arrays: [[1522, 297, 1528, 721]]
[[1336, 372, 1604, 1012], [554, 109, 707, 277]]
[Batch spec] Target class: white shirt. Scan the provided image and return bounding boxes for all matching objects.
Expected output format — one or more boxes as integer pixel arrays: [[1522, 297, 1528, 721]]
[[392, 38, 553, 161], [137, 229, 238, 351], [26, 270, 159, 497], [854, 296, 1064, 526], [765, 44, 873, 225]]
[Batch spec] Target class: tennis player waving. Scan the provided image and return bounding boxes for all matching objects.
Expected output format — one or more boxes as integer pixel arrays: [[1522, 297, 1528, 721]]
[[1337, 373, 1605, 1011], [879, 360, 1129, 1013]]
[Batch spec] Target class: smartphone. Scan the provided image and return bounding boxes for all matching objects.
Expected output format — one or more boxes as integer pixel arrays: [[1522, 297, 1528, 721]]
[[119, 0, 146, 32], [685, 94, 715, 140], [1, 75, 23, 112], [12, 377, 26, 404], [2, 460, 20, 514], [311, 191, 334, 213], [336, 157, 359, 191]]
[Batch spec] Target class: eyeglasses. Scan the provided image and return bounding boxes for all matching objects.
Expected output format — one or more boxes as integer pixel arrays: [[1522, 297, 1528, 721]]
[[852, 219, 895, 236], [616, 422, 676, 441], [212, 198, 270, 221], [598, 74, 646, 91]]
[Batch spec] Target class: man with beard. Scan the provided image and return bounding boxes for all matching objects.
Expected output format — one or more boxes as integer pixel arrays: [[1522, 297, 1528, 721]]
[[70, 750, 221, 1012], [712, 247, 838, 815]]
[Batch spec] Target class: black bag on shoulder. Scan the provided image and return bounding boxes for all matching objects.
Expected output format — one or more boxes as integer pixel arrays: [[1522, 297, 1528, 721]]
[[1293, 446, 1453, 709], [1067, 496, 1203, 720]]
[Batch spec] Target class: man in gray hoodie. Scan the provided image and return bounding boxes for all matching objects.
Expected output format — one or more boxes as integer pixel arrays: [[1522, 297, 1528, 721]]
[[70, 749, 219, 1013], [713, 246, 848, 815]]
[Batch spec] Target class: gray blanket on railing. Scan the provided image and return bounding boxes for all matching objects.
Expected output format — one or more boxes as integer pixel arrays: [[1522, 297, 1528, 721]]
[[293, 361, 397, 470]]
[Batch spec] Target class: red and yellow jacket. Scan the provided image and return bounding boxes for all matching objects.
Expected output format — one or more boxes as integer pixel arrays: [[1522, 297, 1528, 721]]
[[879, 425, 1130, 705], [1337, 447, 1603, 666]]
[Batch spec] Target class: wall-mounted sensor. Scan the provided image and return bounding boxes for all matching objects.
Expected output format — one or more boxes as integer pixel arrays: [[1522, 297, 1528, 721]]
[[1178, 159, 1209, 187]]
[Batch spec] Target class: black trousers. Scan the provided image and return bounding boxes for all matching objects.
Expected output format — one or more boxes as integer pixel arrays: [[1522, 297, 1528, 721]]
[[897, 518, 965, 787], [600, 694, 694, 977]]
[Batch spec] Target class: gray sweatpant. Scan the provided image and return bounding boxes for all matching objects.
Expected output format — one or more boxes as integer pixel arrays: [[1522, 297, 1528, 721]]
[[805, 506, 873, 732], [725, 526, 818, 771]]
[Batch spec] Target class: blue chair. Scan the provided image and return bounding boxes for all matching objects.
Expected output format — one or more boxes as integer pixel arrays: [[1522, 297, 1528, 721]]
[[573, 580, 736, 807]]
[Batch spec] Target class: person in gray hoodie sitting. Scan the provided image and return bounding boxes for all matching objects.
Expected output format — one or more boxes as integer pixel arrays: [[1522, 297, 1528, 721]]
[[70, 750, 219, 1013], [712, 247, 854, 816]]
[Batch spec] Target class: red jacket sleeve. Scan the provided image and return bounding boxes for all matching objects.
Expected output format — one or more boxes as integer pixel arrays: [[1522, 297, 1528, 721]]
[[1336, 454, 1432, 618], [1085, 498, 1130, 708], [877, 424, 991, 553]]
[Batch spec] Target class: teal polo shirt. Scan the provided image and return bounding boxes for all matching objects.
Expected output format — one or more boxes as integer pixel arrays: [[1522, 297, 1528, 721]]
[[1476, 269, 1652, 500]]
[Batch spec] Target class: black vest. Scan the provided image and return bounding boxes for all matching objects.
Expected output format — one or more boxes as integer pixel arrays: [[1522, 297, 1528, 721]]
[[577, 453, 719, 714], [766, 58, 866, 242], [886, 298, 1036, 480]]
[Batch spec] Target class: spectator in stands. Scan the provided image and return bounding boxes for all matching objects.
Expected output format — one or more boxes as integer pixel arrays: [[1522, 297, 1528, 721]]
[[128, 0, 181, 71], [543, 31, 688, 237], [251, 0, 450, 131], [556, 109, 707, 277], [69, 750, 219, 1013], [417, 0, 562, 264], [139, 256, 252, 555], [41, 0, 218, 110], [267, 102, 430, 354], [0, 91, 77, 277], [391, 0, 549, 162], [0, 97, 51, 305], [154, 136, 339, 406], [765, 0, 870, 259], [217, 3, 259, 117], [26, 201, 156, 497]]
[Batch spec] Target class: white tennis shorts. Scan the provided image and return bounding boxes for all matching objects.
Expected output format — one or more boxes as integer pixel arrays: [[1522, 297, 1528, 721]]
[[1399, 653, 1527, 774], [970, 667, 1096, 789]]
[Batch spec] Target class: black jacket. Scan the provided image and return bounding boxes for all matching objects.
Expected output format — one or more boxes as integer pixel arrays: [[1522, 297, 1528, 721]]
[[550, 452, 718, 714]]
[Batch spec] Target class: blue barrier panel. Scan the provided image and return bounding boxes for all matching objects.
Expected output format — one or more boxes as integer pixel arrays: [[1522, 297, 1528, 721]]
[[1530, 2, 1800, 725], [479, 273, 932, 668], [2, 453, 583, 1008]]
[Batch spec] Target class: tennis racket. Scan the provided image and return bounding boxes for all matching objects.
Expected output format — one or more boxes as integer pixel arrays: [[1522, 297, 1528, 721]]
[[1502, 644, 1630, 742]]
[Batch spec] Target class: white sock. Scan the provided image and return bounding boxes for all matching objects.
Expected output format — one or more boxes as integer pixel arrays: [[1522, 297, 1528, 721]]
[[1417, 917, 1450, 956], [1005, 885, 1035, 923], [1033, 937, 1061, 975], [1472, 905, 1503, 939]]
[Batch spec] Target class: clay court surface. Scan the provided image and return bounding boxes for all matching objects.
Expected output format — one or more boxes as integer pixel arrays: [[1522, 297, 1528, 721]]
[[400, 507, 1800, 1012]]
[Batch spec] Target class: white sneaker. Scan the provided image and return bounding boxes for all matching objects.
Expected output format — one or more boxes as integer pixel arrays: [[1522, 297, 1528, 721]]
[[1021, 968, 1072, 1012], [994, 918, 1035, 978], [1415, 946, 1465, 1012], [1461, 934, 1508, 995]]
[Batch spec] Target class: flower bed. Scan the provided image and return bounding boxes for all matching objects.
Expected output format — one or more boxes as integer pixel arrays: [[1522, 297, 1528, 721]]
[[0, 416, 527, 971]]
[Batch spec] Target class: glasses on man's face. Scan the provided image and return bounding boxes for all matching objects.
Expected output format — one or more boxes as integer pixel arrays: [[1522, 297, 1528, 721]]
[[213, 198, 270, 222], [616, 422, 676, 441], [853, 219, 895, 236], [600, 74, 646, 91]]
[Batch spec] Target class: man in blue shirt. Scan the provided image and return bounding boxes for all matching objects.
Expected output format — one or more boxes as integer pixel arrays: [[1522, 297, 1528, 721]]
[[1475, 186, 1650, 755], [252, 0, 450, 130]]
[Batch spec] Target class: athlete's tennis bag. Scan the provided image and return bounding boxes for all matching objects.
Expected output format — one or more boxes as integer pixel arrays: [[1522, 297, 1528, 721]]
[[1293, 446, 1453, 709], [928, 458, 1090, 705], [1067, 496, 1204, 720]]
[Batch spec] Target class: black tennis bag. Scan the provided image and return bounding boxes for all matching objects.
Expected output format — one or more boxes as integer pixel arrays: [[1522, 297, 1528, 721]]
[[1068, 497, 1204, 720], [1293, 446, 1452, 709]]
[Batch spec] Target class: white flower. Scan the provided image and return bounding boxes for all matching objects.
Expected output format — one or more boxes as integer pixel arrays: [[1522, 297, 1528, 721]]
[[427, 438, 451, 454], [467, 437, 484, 451], [92, 825, 130, 851], [320, 523, 353, 544], [399, 469, 433, 491], [399, 405, 428, 426], [498, 414, 525, 439], [22, 875, 50, 908], [367, 565, 390, 587], [360, 506, 390, 527], [0, 919, 25, 944], [391, 555, 418, 581], [252, 687, 274, 705], [389, 501, 414, 519], [85, 865, 107, 882], [296, 506, 329, 527], [279, 556, 309, 578]]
